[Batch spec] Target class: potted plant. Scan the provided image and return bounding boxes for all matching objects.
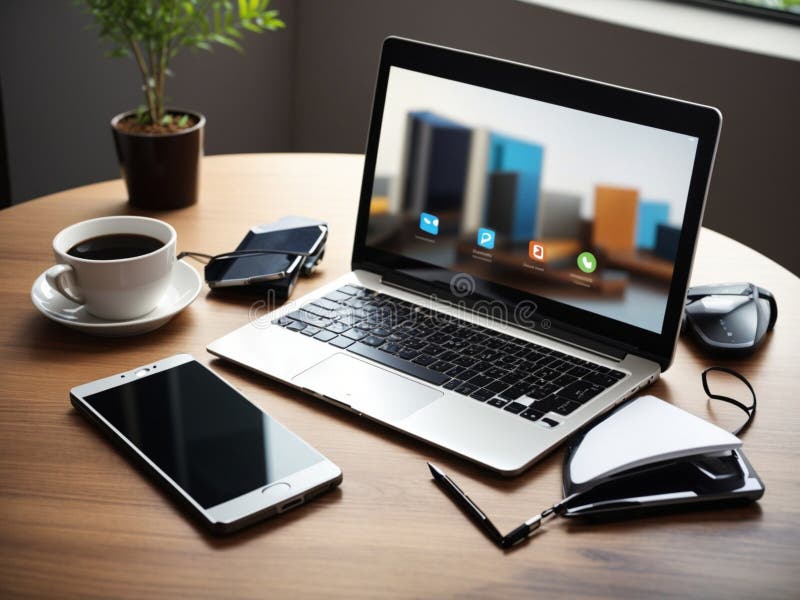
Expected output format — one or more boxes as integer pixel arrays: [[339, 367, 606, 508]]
[[83, 0, 285, 209]]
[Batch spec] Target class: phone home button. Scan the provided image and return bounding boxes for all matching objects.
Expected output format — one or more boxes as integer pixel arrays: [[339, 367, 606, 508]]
[[261, 481, 291, 495]]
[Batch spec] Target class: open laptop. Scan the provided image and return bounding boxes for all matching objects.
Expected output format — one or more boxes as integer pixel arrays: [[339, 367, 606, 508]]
[[208, 37, 721, 475]]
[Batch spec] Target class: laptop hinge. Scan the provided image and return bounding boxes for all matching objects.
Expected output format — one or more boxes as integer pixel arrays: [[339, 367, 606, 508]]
[[380, 276, 628, 363]]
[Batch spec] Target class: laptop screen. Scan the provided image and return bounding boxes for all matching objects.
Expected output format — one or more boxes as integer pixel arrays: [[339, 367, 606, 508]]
[[364, 66, 700, 335]]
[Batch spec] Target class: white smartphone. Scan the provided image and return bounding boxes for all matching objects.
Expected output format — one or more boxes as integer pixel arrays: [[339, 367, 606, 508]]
[[70, 354, 342, 534]]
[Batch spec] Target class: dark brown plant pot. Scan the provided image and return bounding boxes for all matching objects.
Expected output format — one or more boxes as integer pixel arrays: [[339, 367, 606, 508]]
[[111, 109, 205, 209]]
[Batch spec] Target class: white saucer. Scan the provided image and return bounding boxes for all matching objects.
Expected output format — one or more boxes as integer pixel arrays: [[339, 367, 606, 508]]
[[31, 260, 202, 337]]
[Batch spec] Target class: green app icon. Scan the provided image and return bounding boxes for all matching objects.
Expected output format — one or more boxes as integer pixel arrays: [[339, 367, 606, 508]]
[[577, 251, 597, 274]]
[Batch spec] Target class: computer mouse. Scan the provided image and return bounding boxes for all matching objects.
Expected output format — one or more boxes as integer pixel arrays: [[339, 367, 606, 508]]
[[683, 283, 777, 356]]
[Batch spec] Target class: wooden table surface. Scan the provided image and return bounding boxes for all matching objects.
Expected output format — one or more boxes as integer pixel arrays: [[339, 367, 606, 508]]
[[1, 154, 798, 599]]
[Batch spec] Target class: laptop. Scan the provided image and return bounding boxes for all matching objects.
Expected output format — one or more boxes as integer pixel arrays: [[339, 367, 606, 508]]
[[208, 37, 721, 475]]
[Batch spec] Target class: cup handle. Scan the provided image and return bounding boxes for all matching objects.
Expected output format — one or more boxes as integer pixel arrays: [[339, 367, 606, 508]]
[[45, 264, 84, 304]]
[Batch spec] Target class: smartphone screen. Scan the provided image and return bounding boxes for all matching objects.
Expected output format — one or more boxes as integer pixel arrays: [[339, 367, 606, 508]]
[[204, 225, 326, 285], [238, 225, 327, 254], [83, 361, 324, 509], [204, 251, 298, 284]]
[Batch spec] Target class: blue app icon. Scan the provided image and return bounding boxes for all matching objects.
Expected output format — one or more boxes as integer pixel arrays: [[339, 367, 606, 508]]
[[419, 212, 439, 236], [477, 227, 495, 250]]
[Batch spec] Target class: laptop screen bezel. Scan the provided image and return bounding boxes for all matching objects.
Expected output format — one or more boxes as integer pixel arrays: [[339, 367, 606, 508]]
[[351, 37, 721, 371]]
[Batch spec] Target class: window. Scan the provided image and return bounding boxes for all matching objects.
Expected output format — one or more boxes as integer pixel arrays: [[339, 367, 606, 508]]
[[679, 0, 800, 24]]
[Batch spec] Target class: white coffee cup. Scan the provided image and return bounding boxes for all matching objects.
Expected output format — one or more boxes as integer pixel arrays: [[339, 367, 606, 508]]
[[45, 216, 177, 320]]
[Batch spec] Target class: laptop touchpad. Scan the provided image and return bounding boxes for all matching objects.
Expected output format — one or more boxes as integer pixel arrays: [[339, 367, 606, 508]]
[[292, 353, 442, 423]]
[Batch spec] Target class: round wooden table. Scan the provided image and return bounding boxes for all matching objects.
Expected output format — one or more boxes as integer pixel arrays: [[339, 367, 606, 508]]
[[1, 154, 798, 599]]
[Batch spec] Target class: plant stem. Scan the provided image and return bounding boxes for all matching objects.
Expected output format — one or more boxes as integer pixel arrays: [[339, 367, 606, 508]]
[[128, 37, 157, 123], [157, 40, 166, 121], [148, 40, 159, 120]]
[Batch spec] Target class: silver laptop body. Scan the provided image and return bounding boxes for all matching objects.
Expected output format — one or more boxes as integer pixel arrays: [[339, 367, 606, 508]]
[[208, 38, 720, 475]]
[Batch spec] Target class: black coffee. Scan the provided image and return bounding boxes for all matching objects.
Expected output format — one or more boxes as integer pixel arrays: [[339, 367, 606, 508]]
[[67, 234, 164, 261]]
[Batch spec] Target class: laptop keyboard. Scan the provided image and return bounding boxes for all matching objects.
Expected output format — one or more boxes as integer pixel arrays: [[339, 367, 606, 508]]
[[274, 284, 626, 427]]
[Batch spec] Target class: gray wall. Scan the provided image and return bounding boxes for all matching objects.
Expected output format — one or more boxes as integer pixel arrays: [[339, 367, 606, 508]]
[[2, 0, 798, 274], [290, 0, 800, 274], [0, 0, 294, 204]]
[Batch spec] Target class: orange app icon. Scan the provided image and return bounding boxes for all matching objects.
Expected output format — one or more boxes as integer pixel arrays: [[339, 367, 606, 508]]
[[528, 241, 546, 262]]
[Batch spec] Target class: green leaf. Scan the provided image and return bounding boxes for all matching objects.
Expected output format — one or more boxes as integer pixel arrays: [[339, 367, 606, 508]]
[[209, 33, 243, 52], [82, 0, 286, 98], [161, 114, 173, 125], [107, 47, 130, 58], [135, 105, 150, 124], [177, 114, 190, 127], [241, 19, 262, 33]]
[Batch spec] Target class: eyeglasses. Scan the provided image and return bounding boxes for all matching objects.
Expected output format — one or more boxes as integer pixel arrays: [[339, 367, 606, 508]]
[[178, 248, 316, 264], [701, 366, 757, 435], [178, 248, 321, 283]]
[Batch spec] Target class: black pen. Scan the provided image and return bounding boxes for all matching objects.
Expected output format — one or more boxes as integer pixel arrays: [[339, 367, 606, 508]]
[[428, 462, 575, 548], [428, 462, 505, 547]]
